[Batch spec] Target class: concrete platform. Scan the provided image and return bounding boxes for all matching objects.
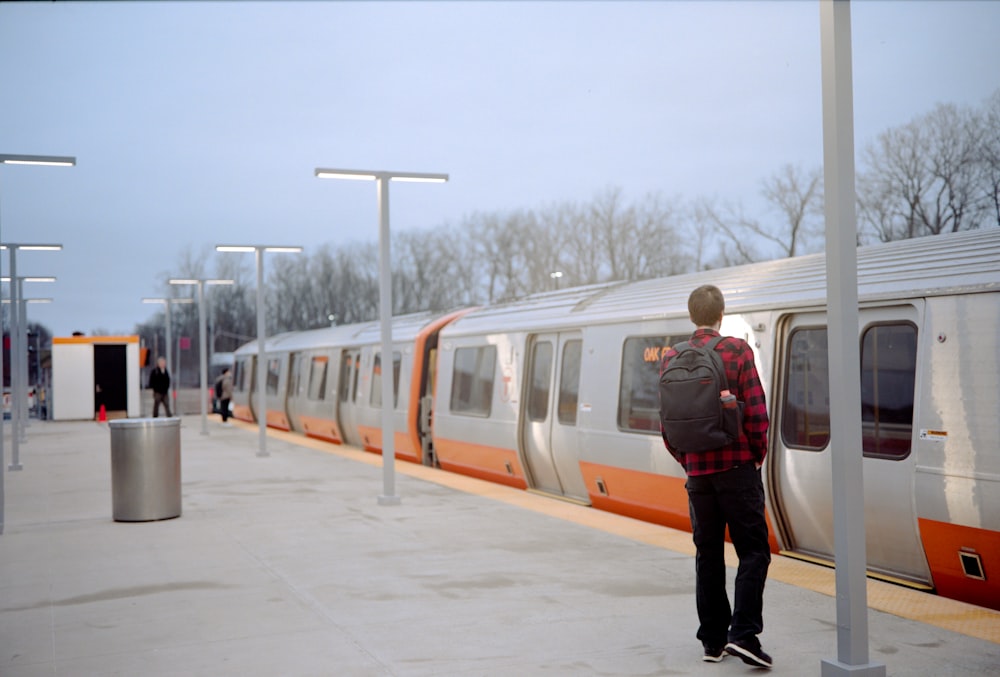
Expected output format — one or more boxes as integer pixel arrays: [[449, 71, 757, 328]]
[[1, 417, 998, 676]]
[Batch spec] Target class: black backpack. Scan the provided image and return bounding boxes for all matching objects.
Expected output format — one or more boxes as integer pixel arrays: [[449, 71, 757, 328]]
[[659, 336, 743, 453], [214, 379, 224, 399]]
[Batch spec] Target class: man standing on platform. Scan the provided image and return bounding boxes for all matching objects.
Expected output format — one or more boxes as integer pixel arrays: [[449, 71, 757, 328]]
[[149, 356, 172, 418], [214, 367, 233, 424], [659, 284, 772, 669]]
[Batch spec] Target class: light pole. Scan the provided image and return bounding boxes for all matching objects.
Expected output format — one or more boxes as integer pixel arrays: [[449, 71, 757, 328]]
[[142, 297, 194, 416], [1, 295, 53, 432], [0, 153, 75, 537], [1, 246, 62, 466], [0, 276, 55, 463], [169, 278, 235, 435], [819, 2, 884, 675], [215, 245, 302, 457], [315, 167, 448, 505], [550, 271, 563, 290]]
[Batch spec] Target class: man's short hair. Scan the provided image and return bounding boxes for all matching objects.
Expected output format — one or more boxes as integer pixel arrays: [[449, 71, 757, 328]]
[[688, 284, 725, 327]]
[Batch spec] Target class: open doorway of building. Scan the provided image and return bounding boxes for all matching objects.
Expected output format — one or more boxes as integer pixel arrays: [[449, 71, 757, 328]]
[[94, 344, 127, 419]]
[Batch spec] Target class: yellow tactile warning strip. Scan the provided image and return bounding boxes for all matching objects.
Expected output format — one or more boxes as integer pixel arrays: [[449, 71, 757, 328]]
[[246, 421, 1000, 645]]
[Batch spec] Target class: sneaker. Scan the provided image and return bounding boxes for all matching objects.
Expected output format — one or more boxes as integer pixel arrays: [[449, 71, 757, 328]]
[[703, 646, 727, 662], [725, 640, 772, 669]]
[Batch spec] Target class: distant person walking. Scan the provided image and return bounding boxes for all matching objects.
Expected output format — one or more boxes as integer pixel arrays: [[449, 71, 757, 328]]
[[214, 367, 233, 424], [149, 356, 172, 418], [658, 284, 772, 669]]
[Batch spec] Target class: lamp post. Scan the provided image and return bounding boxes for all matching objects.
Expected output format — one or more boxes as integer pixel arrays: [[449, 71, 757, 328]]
[[142, 297, 194, 416], [1, 245, 62, 465], [549, 271, 563, 290], [215, 245, 303, 457], [315, 167, 448, 505], [1, 276, 55, 464], [0, 153, 75, 537], [169, 278, 235, 435], [16, 278, 55, 444], [818, 2, 884, 675], [1, 295, 53, 442]]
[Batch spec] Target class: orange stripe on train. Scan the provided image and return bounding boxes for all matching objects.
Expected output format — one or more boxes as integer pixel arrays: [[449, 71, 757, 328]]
[[299, 414, 343, 445], [918, 517, 1000, 611], [233, 404, 254, 422], [434, 437, 527, 489], [579, 461, 780, 553], [356, 425, 419, 463], [265, 409, 291, 431]]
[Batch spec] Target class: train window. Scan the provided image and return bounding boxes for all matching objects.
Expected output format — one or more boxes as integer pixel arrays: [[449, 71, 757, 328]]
[[450, 346, 496, 417], [781, 327, 831, 450], [370, 351, 402, 408], [266, 358, 281, 395], [233, 361, 244, 392], [527, 341, 553, 422], [618, 335, 687, 434], [558, 340, 582, 425], [861, 323, 916, 460], [308, 356, 328, 401]]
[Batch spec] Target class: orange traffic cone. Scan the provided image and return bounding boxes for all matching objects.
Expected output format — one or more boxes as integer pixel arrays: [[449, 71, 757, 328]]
[[98, 404, 107, 422]]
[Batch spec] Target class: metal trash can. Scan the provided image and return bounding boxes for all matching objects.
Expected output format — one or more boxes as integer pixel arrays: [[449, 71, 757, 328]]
[[109, 418, 182, 522]]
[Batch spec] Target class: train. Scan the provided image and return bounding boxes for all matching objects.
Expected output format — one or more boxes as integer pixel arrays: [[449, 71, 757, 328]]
[[231, 228, 1000, 611]]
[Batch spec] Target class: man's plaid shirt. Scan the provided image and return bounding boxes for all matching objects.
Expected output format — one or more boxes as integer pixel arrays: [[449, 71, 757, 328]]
[[659, 328, 770, 476]]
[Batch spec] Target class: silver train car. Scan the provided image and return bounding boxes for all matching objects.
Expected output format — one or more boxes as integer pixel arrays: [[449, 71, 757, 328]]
[[232, 228, 1000, 611], [232, 310, 470, 463]]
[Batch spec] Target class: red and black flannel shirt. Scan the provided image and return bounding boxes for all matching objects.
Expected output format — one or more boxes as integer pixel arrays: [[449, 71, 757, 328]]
[[659, 328, 769, 476]]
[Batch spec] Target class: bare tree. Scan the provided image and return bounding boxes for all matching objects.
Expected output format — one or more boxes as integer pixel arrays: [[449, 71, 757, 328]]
[[588, 186, 632, 281], [630, 192, 690, 279], [395, 225, 475, 312], [690, 196, 761, 266], [979, 90, 1000, 227], [465, 210, 533, 303], [209, 251, 257, 350], [858, 102, 987, 241], [758, 164, 823, 256], [858, 120, 926, 242], [922, 103, 987, 234], [558, 199, 604, 285]]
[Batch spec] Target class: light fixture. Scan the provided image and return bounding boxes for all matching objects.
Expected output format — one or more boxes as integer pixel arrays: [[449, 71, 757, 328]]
[[0, 154, 76, 167], [314, 168, 448, 183]]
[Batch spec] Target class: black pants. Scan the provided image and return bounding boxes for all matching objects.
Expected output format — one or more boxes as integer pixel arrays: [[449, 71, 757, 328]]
[[685, 463, 771, 649], [220, 398, 231, 422], [152, 391, 172, 418]]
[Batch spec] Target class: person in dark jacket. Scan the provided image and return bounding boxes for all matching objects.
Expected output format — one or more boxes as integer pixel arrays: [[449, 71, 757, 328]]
[[149, 356, 172, 417], [660, 284, 772, 669], [214, 368, 233, 424]]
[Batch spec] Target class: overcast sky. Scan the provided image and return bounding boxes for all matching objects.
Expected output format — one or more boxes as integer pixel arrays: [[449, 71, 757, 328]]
[[1, 1, 998, 338]]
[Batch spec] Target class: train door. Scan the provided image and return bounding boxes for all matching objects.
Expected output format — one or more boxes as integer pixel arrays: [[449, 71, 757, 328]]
[[286, 352, 305, 425], [243, 356, 258, 421], [770, 304, 932, 587], [337, 349, 363, 447], [520, 333, 588, 501]]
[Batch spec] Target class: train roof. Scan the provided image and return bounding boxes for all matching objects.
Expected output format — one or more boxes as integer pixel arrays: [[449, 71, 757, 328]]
[[232, 311, 452, 356], [442, 228, 1000, 336]]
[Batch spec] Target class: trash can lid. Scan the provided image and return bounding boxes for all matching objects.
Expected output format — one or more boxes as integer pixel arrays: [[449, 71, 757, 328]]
[[108, 417, 181, 429]]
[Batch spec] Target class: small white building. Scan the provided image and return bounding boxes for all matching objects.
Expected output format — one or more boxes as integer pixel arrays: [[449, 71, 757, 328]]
[[51, 335, 142, 420]]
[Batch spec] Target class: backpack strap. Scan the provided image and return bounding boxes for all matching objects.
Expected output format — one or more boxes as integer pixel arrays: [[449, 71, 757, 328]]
[[704, 335, 736, 393], [705, 335, 725, 351]]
